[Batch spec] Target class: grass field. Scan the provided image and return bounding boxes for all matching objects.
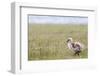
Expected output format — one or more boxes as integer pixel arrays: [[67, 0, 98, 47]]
[[28, 24, 88, 60]]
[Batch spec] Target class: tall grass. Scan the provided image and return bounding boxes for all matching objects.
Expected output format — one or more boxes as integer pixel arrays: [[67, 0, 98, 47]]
[[28, 24, 88, 60]]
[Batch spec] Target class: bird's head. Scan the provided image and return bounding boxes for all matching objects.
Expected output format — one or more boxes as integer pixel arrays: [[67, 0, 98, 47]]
[[66, 37, 73, 43]]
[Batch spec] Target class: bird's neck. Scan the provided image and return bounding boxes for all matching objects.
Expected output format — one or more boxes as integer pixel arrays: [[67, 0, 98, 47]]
[[67, 42, 73, 49]]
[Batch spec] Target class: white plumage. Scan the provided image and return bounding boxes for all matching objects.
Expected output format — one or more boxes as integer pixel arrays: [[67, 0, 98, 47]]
[[66, 37, 84, 56]]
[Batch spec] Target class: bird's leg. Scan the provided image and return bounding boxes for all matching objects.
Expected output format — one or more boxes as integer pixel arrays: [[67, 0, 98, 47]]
[[74, 52, 77, 56], [77, 53, 80, 56], [77, 51, 81, 57], [74, 51, 80, 56]]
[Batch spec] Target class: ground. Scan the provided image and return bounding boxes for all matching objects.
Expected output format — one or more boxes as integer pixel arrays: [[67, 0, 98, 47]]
[[28, 24, 88, 60]]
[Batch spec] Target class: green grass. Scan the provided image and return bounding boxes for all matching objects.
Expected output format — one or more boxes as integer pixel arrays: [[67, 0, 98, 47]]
[[28, 24, 88, 60]]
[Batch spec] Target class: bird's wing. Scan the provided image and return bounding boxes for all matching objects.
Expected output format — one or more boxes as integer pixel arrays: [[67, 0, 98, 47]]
[[75, 42, 84, 50]]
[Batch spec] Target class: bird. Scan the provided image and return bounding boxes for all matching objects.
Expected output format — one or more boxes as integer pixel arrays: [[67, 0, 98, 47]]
[[66, 37, 84, 56]]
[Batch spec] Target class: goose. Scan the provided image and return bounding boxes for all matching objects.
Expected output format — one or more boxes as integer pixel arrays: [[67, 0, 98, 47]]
[[66, 37, 84, 56]]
